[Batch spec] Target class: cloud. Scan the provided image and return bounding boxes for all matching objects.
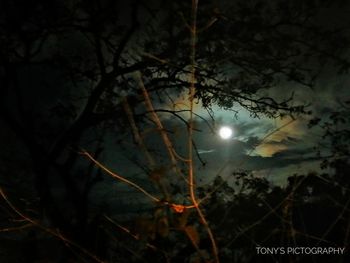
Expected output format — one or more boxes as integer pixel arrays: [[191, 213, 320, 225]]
[[197, 149, 216, 154]]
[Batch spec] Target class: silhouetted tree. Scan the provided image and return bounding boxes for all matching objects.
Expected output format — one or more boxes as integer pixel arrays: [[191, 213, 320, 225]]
[[0, 0, 349, 262]]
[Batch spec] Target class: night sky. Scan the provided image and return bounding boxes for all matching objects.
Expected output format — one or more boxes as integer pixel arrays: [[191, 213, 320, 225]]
[[0, 0, 350, 262]]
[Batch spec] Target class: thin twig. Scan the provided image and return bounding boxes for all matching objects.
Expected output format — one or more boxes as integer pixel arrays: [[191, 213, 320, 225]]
[[0, 188, 104, 263], [123, 97, 170, 200], [138, 74, 189, 185], [0, 223, 33, 232], [80, 151, 196, 210], [187, 1, 220, 262], [104, 215, 157, 250], [122, 97, 156, 168], [80, 151, 160, 203]]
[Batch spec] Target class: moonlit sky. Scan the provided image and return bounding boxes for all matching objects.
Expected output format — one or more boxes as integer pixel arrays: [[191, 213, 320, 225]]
[[148, 69, 350, 187]]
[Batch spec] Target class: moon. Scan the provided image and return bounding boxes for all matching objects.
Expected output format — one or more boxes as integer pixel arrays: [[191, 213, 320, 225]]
[[219, 126, 233, 139]]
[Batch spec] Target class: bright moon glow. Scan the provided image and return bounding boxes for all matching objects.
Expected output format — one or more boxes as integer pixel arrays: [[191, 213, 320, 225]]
[[219, 126, 233, 139]]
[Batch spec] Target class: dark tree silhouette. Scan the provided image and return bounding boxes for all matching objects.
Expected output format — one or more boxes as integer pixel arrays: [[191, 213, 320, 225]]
[[0, 0, 349, 262]]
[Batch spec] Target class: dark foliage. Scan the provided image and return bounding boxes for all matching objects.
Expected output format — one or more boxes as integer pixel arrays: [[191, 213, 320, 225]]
[[0, 0, 349, 262]]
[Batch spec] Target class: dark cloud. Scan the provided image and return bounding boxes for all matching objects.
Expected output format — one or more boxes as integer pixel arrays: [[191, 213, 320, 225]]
[[242, 153, 319, 171], [271, 148, 314, 159], [268, 136, 300, 145]]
